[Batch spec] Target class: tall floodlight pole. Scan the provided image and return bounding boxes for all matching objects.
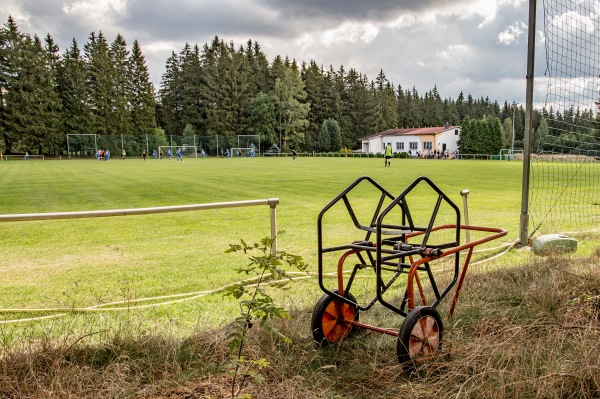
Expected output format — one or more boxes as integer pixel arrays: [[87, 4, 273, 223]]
[[520, 0, 536, 246]]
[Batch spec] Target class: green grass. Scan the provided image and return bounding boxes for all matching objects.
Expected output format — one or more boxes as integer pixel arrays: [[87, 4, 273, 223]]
[[0, 156, 528, 333], [1, 157, 599, 398]]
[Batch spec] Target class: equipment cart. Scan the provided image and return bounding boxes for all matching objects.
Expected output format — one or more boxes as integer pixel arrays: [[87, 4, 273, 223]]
[[311, 176, 507, 367]]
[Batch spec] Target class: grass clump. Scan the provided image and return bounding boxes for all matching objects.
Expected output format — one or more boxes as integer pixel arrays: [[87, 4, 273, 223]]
[[0, 252, 598, 398]]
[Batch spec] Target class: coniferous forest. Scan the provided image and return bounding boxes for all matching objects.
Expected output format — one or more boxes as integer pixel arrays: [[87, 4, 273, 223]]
[[2, 16, 597, 157]]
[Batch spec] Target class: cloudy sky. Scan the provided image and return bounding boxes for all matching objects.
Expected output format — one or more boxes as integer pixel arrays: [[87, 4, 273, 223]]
[[1, 0, 546, 106]]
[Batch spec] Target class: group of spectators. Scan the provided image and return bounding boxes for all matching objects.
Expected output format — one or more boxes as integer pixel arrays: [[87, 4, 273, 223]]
[[408, 150, 452, 159]]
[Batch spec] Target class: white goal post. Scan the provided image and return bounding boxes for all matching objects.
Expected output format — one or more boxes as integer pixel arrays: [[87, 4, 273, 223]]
[[157, 146, 198, 158], [230, 148, 256, 157], [499, 149, 524, 160]]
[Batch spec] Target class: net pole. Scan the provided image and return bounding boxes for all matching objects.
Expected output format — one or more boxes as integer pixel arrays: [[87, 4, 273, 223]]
[[519, 0, 537, 246], [67, 135, 70, 159]]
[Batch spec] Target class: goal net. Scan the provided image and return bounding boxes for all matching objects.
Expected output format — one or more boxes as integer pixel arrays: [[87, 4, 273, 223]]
[[236, 135, 260, 155], [230, 148, 256, 157], [530, 0, 600, 235], [157, 146, 197, 158]]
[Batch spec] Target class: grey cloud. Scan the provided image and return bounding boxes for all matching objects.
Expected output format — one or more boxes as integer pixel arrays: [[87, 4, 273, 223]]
[[117, 0, 295, 43], [256, 0, 470, 22], [0, 0, 544, 105]]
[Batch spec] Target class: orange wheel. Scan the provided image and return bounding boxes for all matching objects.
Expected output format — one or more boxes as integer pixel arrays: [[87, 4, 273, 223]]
[[397, 306, 443, 369], [311, 290, 358, 346]]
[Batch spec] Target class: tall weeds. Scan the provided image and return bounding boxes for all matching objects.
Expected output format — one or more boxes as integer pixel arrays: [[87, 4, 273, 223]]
[[0, 253, 598, 398]]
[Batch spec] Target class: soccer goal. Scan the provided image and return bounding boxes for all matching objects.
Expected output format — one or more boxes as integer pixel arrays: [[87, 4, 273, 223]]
[[1, 154, 45, 161], [499, 149, 524, 160], [157, 146, 198, 158], [67, 134, 97, 158], [237, 135, 260, 155], [230, 148, 256, 157]]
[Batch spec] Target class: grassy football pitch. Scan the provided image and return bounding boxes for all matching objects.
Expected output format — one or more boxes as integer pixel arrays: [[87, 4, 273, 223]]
[[0, 156, 525, 332]]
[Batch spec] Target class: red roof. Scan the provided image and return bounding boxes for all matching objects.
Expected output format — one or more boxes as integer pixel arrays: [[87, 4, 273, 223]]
[[360, 126, 458, 140]]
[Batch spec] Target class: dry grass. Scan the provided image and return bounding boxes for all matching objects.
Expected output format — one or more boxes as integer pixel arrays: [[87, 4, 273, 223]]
[[0, 253, 598, 399]]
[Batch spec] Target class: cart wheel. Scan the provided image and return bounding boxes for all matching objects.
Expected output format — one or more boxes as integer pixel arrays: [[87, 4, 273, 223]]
[[397, 306, 443, 368], [311, 290, 359, 346]]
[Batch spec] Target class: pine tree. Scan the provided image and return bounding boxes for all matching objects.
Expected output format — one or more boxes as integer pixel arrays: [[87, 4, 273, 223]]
[[0, 16, 23, 153], [179, 43, 204, 134], [203, 38, 229, 137], [317, 119, 332, 151], [248, 92, 277, 146], [110, 33, 132, 136], [371, 70, 398, 132], [331, 119, 343, 151], [270, 55, 286, 85], [344, 69, 374, 145], [129, 39, 156, 135], [273, 68, 310, 149], [245, 40, 270, 94], [4, 32, 62, 155], [224, 42, 252, 135], [457, 116, 473, 154], [159, 51, 183, 136], [57, 38, 92, 138], [41, 33, 63, 154], [429, 85, 444, 125], [85, 32, 115, 136], [302, 61, 328, 151]]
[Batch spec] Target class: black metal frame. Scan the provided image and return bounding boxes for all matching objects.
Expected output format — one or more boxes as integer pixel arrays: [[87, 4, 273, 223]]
[[317, 176, 461, 317]]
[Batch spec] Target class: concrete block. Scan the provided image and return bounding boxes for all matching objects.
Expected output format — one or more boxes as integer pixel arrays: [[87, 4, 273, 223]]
[[531, 234, 578, 256]]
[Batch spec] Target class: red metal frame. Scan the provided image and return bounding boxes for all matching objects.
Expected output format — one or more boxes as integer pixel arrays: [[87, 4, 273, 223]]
[[333, 224, 507, 336]]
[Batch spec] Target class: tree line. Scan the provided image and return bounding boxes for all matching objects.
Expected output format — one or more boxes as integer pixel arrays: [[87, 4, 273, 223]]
[[0, 16, 156, 156], [2, 15, 598, 157]]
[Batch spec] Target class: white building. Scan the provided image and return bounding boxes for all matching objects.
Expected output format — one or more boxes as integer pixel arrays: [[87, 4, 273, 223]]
[[360, 126, 461, 157]]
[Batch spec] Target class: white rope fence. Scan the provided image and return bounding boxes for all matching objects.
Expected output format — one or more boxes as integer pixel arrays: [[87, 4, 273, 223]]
[[0, 199, 280, 323]]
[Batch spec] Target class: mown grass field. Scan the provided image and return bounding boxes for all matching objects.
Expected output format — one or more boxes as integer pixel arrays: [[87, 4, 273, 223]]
[[1, 156, 596, 331], [0, 156, 599, 398], [0, 156, 521, 310]]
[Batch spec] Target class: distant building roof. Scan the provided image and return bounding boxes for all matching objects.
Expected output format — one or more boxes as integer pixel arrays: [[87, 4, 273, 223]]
[[360, 126, 459, 141]]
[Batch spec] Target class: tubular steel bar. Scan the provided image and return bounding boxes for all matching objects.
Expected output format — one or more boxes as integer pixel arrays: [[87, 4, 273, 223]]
[[0, 198, 280, 253], [406, 224, 507, 310]]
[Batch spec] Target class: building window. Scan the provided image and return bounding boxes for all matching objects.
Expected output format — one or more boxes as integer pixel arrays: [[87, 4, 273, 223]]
[[396, 142, 404, 150], [455, 129, 459, 135], [410, 142, 418, 150], [423, 142, 432, 150]]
